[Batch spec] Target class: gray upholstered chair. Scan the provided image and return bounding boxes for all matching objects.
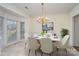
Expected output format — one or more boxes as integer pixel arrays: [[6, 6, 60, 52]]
[[39, 38, 53, 56], [26, 38, 40, 56], [55, 35, 70, 55]]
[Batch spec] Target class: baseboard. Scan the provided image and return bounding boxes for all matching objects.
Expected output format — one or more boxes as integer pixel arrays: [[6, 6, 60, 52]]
[[3, 39, 24, 49]]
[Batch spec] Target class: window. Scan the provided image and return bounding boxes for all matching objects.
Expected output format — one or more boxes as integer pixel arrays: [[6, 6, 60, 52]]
[[7, 19, 17, 43], [0, 16, 25, 46], [0, 16, 4, 47], [20, 22, 25, 39]]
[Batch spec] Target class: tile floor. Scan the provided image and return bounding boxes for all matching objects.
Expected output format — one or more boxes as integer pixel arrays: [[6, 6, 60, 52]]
[[0, 41, 79, 56]]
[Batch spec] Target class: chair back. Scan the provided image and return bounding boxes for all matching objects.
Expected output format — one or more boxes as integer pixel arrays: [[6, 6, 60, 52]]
[[39, 38, 53, 53], [61, 35, 70, 46], [27, 38, 40, 50]]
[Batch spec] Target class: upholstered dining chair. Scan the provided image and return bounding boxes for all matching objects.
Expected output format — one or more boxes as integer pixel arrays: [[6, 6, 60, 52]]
[[26, 38, 40, 56], [55, 35, 70, 55], [39, 38, 53, 56]]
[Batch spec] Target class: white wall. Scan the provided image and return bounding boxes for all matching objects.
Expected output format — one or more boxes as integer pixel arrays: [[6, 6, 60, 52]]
[[31, 13, 70, 38], [31, 17, 42, 34]]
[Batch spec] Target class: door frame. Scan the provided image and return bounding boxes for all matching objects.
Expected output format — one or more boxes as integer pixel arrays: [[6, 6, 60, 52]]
[[73, 14, 79, 47]]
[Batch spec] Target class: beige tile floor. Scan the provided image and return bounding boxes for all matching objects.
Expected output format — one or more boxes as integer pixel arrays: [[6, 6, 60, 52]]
[[0, 41, 79, 56], [1, 41, 25, 56]]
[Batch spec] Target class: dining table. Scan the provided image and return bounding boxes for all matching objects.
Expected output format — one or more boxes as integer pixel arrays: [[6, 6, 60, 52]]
[[26, 34, 62, 55], [34, 35, 61, 42], [32, 35, 61, 47]]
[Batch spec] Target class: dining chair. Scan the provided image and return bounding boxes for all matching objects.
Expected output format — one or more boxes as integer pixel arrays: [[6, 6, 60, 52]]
[[39, 38, 53, 56], [0, 48, 1, 55], [26, 38, 40, 56], [55, 35, 70, 55]]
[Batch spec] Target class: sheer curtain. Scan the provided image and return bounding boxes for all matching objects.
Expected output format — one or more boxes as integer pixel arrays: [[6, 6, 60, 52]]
[[7, 19, 17, 43], [0, 16, 4, 47]]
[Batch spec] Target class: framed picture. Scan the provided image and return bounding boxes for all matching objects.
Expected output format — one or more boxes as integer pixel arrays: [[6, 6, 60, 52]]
[[42, 22, 54, 32], [42, 24, 47, 32]]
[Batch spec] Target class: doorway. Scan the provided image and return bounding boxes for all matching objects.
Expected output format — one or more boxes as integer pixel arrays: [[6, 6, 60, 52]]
[[73, 15, 79, 47]]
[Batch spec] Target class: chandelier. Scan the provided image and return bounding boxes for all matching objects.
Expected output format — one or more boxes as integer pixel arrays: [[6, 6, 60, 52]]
[[37, 3, 48, 24]]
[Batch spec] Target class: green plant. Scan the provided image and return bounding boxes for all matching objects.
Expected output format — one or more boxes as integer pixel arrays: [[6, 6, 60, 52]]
[[60, 28, 69, 38], [40, 31, 46, 37]]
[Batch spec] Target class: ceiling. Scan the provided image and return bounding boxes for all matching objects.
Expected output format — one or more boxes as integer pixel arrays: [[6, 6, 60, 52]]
[[0, 3, 78, 17]]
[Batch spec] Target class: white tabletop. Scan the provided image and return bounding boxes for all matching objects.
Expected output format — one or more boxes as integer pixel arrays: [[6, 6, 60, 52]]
[[50, 37, 60, 41], [34, 36, 60, 41]]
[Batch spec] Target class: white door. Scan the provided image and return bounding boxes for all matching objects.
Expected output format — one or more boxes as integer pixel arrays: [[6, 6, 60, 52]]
[[74, 15, 79, 47]]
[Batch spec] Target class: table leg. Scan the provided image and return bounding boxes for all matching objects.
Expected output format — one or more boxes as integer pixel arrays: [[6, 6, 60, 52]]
[[65, 49, 67, 56], [57, 48, 59, 56], [28, 49, 30, 56]]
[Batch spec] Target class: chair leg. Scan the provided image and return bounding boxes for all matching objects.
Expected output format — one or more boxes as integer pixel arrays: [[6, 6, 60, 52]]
[[65, 49, 67, 56], [64, 48, 67, 56], [41, 51, 43, 56], [0, 48, 2, 56], [28, 49, 30, 56], [47, 53, 51, 56], [57, 48, 59, 56], [35, 50, 37, 56], [49, 53, 52, 56]]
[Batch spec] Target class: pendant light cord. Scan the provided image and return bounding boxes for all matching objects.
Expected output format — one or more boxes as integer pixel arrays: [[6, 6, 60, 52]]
[[41, 3, 44, 16]]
